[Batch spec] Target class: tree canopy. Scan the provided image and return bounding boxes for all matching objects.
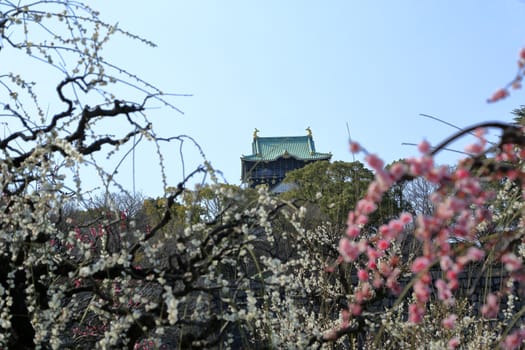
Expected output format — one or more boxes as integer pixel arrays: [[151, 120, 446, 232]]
[[282, 160, 409, 228]]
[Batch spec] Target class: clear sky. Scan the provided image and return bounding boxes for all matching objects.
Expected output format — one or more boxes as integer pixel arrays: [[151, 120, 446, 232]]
[[15, 1, 525, 196]]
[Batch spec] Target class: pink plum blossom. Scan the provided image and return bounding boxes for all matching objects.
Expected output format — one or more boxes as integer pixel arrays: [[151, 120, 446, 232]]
[[365, 153, 384, 171], [408, 303, 424, 324], [357, 269, 369, 281], [481, 293, 499, 319], [339, 238, 360, 262], [447, 337, 460, 349], [377, 239, 389, 250], [411, 256, 431, 273], [502, 253, 522, 272], [442, 314, 457, 330], [418, 140, 431, 154]]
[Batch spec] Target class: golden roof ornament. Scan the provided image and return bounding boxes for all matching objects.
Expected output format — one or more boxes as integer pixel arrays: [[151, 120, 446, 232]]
[[253, 128, 260, 139], [306, 127, 312, 137]]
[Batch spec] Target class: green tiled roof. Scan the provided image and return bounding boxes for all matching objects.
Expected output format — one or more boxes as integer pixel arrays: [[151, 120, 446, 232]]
[[241, 135, 331, 161]]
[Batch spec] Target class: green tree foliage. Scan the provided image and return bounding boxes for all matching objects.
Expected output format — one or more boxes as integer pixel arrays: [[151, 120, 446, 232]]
[[142, 183, 257, 228], [512, 105, 525, 125], [143, 189, 192, 228], [282, 160, 408, 229]]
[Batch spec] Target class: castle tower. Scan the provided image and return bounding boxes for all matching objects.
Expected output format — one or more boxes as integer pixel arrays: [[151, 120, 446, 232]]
[[241, 128, 331, 192]]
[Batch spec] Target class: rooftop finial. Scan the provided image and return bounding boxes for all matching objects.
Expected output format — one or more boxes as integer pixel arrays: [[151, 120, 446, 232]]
[[306, 126, 312, 136], [253, 128, 260, 139]]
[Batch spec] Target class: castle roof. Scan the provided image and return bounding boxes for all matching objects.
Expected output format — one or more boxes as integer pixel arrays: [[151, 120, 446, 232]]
[[241, 131, 331, 162]]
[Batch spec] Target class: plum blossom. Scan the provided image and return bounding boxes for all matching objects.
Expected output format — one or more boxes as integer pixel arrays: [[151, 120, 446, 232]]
[[502, 253, 522, 272], [481, 293, 500, 319], [441, 314, 457, 330], [339, 238, 360, 262], [418, 140, 431, 154], [447, 337, 460, 349], [502, 329, 525, 350], [408, 303, 424, 324], [357, 269, 369, 282], [411, 256, 431, 273]]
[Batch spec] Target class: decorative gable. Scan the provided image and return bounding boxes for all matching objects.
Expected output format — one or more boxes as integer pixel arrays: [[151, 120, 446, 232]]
[[241, 128, 331, 190]]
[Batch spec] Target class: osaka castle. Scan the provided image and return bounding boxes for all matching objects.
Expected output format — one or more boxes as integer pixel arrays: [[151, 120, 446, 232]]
[[241, 128, 332, 192]]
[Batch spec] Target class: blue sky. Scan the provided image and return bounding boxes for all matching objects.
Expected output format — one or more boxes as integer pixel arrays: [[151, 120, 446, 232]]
[[15, 1, 525, 196]]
